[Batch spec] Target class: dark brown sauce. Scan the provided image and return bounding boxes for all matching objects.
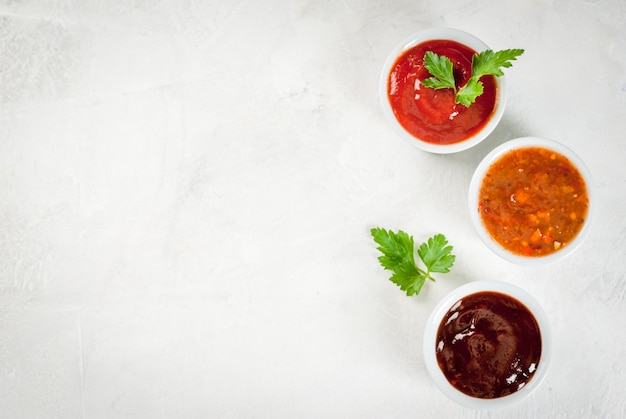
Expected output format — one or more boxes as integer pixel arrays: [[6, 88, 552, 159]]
[[436, 291, 542, 399]]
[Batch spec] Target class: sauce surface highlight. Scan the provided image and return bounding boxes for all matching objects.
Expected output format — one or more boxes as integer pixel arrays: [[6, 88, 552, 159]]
[[436, 291, 542, 399], [387, 39, 497, 145], [478, 147, 589, 257]]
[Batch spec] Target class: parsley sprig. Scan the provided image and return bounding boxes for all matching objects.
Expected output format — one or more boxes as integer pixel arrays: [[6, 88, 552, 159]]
[[421, 48, 524, 107], [371, 228, 456, 296]]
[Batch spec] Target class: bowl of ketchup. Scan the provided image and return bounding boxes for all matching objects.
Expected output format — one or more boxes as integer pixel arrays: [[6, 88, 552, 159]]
[[380, 28, 506, 154], [423, 280, 552, 409]]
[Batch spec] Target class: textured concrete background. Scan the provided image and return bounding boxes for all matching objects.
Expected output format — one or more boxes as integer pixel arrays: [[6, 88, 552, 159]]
[[0, 1, 624, 418]]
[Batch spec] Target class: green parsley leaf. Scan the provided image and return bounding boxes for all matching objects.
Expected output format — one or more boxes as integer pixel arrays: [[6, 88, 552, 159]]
[[471, 49, 525, 78], [454, 77, 483, 107], [417, 234, 456, 274], [421, 48, 524, 107], [371, 228, 416, 268], [389, 261, 427, 296], [371, 228, 456, 297], [370, 228, 424, 295], [421, 51, 457, 92]]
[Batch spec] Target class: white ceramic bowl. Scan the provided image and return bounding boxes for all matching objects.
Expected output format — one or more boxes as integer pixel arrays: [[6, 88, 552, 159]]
[[468, 136, 594, 265], [379, 28, 507, 154], [423, 280, 552, 409]]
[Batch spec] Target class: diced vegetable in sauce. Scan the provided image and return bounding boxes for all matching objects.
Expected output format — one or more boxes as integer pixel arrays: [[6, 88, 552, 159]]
[[478, 147, 588, 257]]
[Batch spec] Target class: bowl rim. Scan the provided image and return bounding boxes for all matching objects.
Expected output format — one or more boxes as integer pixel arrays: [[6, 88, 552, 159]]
[[468, 136, 595, 266], [379, 27, 507, 154], [423, 280, 552, 409]]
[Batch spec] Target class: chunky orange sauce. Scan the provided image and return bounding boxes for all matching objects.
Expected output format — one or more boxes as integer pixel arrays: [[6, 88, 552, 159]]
[[478, 147, 589, 257]]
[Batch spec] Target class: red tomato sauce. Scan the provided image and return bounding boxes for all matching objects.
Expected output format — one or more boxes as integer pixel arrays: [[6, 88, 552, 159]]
[[387, 40, 497, 145], [478, 147, 589, 257]]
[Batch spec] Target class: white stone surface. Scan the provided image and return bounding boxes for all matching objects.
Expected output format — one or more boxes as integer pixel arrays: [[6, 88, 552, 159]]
[[0, 1, 624, 418]]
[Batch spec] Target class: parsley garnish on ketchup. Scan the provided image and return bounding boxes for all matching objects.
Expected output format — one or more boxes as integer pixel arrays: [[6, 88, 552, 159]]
[[387, 40, 523, 145]]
